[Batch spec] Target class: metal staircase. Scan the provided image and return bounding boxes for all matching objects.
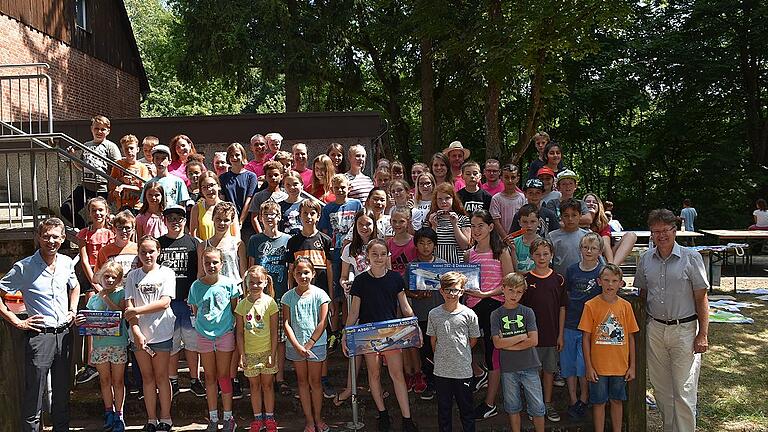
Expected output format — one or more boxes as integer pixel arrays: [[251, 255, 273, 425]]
[[0, 63, 147, 242]]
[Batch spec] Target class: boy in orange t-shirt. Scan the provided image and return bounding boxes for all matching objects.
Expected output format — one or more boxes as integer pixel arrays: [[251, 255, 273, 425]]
[[109, 134, 149, 211], [579, 263, 639, 432]]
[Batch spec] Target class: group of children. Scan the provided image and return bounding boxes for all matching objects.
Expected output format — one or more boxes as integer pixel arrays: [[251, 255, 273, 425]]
[[70, 116, 639, 432]]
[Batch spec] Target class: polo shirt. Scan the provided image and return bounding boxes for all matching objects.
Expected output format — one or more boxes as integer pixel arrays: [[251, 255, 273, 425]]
[[634, 242, 708, 321], [0, 251, 78, 327]]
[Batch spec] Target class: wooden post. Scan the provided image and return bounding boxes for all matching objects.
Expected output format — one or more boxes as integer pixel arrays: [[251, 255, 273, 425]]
[[624, 295, 647, 430], [0, 316, 26, 432]]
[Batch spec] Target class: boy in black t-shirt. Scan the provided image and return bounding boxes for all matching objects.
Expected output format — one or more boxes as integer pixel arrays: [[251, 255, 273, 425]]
[[158, 205, 204, 397], [457, 161, 492, 213]]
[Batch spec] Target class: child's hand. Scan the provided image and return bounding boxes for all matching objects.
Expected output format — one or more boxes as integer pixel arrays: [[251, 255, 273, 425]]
[[624, 367, 636, 382], [297, 345, 310, 358], [586, 366, 598, 383], [124, 307, 139, 321], [428, 212, 439, 228], [74, 313, 86, 326], [556, 335, 564, 352], [341, 333, 349, 356], [266, 354, 275, 368], [134, 333, 147, 351], [448, 211, 459, 224], [341, 280, 352, 295]]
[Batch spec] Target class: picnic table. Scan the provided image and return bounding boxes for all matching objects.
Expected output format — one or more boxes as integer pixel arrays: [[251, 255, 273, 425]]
[[697, 229, 766, 292]]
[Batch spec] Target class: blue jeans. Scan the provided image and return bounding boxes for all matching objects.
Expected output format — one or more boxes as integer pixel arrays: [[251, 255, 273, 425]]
[[501, 367, 546, 417]]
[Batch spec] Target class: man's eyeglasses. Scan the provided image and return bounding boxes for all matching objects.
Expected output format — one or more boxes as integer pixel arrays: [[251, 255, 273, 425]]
[[651, 226, 676, 236]]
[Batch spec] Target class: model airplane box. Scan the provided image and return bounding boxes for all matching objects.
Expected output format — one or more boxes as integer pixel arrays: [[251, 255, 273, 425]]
[[408, 262, 481, 291], [344, 317, 423, 356], [78, 310, 123, 337]]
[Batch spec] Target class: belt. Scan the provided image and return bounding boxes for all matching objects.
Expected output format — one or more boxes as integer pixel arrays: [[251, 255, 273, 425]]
[[652, 315, 697, 325], [36, 324, 71, 334]]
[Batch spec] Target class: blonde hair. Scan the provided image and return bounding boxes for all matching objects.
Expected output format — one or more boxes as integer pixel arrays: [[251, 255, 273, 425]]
[[95, 261, 125, 289], [244, 265, 275, 298], [440, 271, 468, 290], [390, 205, 412, 220], [120, 134, 138, 148], [502, 272, 527, 291], [91, 115, 111, 128], [227, 142, 249, 164], [331, 173, 348, 186]]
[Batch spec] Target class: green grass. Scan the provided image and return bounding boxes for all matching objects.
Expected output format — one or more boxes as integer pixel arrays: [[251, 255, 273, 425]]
[[649, 294, 768, 432]]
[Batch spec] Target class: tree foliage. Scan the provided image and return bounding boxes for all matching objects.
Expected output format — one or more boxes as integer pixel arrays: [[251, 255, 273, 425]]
[[129, 0, 768, 228]]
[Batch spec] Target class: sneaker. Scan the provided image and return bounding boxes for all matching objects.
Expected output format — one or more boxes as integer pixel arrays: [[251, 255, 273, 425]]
[[567, 402, 585, 419], [474, 403, 498, 420], [170, 380, 180, 398], [377, 411, 391, 432], [190, 379, 206, 397], [103, 411, 115, 431], [249, 419, 263, 432], [413, 373, 427, 394], [546, 403, 561, 422], [75, 365, 99, 384], [472, 370, 489, 393], [156, 423, 172, 431], [232, 379, 243, 400], [112, 417, 125, 432], [264, 417, 278, 432], [553, 371, 566, 387], [142, 424, 157, 432], [402, 417, 418, 432], [419, 384, 435, 400], [322, 379, 337, 399], [137, 390, 145, 401], [575, 400, 587, 418], [222, 418, 237, 432], [205, 420, 218, 432], [316, 421, 330, 432]]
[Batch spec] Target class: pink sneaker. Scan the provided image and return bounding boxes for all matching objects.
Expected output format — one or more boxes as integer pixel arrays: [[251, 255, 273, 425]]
[[264, 417, 278, 432], [249, 419, 264, 432], [413, 372, 427, 394]]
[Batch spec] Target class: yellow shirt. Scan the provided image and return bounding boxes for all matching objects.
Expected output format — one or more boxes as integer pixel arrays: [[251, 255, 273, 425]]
[[235, 294, 278, 354]]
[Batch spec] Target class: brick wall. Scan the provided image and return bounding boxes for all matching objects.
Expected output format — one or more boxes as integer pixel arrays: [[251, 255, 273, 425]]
[[0, 13, 141, 124]]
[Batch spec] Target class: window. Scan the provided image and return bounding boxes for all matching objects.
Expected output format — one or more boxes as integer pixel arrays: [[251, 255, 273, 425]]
[[75, 0, 87, 30]]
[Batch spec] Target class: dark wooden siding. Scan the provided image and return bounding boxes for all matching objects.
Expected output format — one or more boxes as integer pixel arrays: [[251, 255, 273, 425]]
[[0, 0, 146, 84]]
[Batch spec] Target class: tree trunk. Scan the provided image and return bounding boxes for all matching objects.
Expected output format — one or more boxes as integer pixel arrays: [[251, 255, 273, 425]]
[[420, 36, 437, 163], [512, 48, 546, 164], [738, 0, 767, 166], [484, 79, 502, 160], [285, 72, 300, 112], [484, 0, 503, 161]]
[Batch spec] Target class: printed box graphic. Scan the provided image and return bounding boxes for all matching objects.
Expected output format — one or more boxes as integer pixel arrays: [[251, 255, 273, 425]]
[[78, 310, 123, 337], [408, 262, 481, 291], [344, 317, 423, 356]]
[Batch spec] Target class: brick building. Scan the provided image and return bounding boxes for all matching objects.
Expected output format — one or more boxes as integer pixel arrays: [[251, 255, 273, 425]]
[[0, 0, 148, 120]]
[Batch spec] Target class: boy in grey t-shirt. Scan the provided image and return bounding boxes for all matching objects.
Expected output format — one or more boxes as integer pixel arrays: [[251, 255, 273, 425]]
[[427, 271, 480, 432], [491, 273, 545, 431], [547, 199, 589, 275]]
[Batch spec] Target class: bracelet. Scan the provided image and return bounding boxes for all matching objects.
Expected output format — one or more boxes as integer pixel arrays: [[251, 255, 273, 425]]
[[309, 337, 317, 343]]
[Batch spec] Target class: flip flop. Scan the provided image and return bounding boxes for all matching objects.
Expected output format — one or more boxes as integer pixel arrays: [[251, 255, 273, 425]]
[[333, 393, 351, 407]]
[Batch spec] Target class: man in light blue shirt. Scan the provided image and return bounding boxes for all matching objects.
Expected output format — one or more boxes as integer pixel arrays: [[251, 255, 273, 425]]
[[680, 198, 697, 232], [0, 218, 80, 431]]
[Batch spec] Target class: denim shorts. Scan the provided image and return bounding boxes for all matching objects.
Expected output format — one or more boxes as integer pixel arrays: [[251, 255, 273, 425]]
[[502, 367, 546, 417], [559, 328, 585, 378], [589, 375, 627, 404], [286, 343, 327, 363], [171, 300, 197, 354], [131, 338, 173, 353]]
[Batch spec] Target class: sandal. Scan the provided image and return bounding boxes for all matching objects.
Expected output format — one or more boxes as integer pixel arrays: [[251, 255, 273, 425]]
[[304, 425, 316, 432], [316, 421, 330, 432], [333, 393, 351, 407]]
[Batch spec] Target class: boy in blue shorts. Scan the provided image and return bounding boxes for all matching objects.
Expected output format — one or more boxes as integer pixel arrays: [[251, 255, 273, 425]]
[[579, 264, 639, 432], [561, 232, 604, 418], [492, 272, 545, 432]]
